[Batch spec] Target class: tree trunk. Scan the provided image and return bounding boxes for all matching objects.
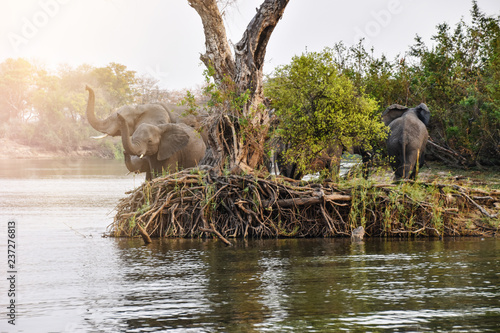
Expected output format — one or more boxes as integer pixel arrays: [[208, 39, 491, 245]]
[[188, 0, 289, 173]]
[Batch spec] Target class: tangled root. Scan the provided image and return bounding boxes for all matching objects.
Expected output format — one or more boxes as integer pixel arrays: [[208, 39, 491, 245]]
[[110, 167, 499, 244]]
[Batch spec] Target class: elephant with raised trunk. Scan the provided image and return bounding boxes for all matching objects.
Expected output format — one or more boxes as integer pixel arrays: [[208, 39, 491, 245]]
[[383, 103, 430, 180], [85, 85, 177, 138], [118, 113, 206, 180]]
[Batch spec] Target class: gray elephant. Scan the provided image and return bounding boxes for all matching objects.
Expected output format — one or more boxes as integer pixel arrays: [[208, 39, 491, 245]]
[[268, 138, 373, 180], [267, 140, 302, 179], [86, 86, 210, 144], [383, 103, 430, 180], [86, 86, 177, 138], [123, 153, 150, 174], [118, 113, 206, 180]]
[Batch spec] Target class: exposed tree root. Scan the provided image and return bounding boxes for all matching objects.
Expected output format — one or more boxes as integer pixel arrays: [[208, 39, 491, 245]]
[[110, 168, 500, 244]]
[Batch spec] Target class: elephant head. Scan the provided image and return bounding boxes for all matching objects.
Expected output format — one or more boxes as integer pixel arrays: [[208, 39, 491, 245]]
[[85, 85, 174, 137], [118, 113, 190, 161], [384, 103, 431, 180], [414, 103, 431, 126], [118, 113, 206, 177]]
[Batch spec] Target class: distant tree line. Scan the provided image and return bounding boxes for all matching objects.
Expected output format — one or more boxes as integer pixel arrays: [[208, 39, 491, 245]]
[[0, 60, 203, 156], [1, 2, 498, 167], [266, 1, 499, 168]]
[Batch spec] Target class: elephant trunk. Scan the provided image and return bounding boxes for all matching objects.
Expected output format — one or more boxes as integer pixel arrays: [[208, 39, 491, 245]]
[[124, 153, 149, 173], [118, 114, 142, 156], [124, 153, 137, 172], [86, 85, 111, 134]]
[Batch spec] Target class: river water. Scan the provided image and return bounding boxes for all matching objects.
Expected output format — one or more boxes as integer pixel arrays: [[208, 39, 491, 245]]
[[0, 159, 498, 332]]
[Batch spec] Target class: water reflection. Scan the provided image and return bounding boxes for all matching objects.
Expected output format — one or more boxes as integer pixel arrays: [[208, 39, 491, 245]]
[[0, 159, 498, 332], [0, 158, 143, 179], [88, 238, 499, 332]]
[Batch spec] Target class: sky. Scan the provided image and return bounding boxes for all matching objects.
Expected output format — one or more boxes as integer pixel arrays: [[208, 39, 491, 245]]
[[1, 0, 499, 90]]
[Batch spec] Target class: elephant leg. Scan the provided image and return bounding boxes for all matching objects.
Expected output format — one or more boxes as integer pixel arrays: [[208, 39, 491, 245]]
[[145, 158, 155, 181], [394, 165, 405, 180], [405, 149, 421, 180], [409, 150, 426, 180], [398, 161, 415, 179]]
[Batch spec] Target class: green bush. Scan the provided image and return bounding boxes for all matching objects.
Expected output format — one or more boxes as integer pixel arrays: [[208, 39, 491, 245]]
[[265, 49, 388, 175]]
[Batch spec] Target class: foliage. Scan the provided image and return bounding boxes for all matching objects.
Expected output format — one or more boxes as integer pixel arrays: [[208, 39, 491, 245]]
[[265, 49, 388, 174], [91, 62, 137, 107], [178, 90, 199, 115], [406, 2, 500, 165], [201, 66, 251, 114], [0, 59, 170, 155], [1, 2, 497, 167], [135, 75, 170, 104], [322, 2, 500, 166], [0, 58, 36, 122]]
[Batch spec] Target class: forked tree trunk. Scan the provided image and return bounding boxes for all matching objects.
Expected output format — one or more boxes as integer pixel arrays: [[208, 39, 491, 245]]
[[188, 0, 289, 173]]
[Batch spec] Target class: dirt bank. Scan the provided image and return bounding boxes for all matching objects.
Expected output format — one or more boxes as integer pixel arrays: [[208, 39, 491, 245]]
[[0, 138, 115, 159]]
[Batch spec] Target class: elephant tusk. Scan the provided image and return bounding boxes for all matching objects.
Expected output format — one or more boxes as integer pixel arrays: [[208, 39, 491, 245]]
[[91, 133, 108, 139], [140, 154, 144, 159]]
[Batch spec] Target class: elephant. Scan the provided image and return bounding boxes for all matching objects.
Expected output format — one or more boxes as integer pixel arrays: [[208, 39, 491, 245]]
[[85, 85, 177, 137], [267, 133, 377, 180], [266, 108, 374, 180], [118, 113, 206, 180], [268, 140, 301, 179], [383, 103, 430, 180], [86, 85, 210, 144], [267, 139, 344, 180], [173, 112, 209, 145]]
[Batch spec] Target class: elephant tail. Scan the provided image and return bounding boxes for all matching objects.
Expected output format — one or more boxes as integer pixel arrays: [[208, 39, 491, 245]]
[[401, 137, 412, 179]]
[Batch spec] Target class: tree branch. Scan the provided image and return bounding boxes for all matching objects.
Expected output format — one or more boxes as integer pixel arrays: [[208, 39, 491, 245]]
[[188, 0, 290, 171], [188, 0, 289, 104], [234, 0, 289, 108], [187, 0, 235, 83]]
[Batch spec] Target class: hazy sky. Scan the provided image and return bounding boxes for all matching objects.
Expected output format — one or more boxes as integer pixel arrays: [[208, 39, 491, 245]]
[[1, 0, 499, 90]]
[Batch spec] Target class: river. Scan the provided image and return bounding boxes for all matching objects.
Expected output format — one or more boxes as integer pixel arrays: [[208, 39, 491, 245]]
[[0, 158, 498, 332]]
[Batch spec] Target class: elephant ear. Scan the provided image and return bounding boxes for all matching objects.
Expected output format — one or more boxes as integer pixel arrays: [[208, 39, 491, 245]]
[[415, 103, 431, 126], [382, 104, 409, 126], [157, 124, 190, 161]]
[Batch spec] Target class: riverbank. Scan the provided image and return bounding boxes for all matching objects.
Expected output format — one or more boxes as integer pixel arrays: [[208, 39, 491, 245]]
[[0, 138, 119, 159]]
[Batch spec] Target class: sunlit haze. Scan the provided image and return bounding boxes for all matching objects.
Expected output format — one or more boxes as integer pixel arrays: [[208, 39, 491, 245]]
[[1, 0, 499, 90]]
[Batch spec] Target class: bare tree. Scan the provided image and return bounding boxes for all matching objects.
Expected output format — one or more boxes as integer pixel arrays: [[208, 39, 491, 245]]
[[134, 75, 169, 104], [188, 0, 289, 173]]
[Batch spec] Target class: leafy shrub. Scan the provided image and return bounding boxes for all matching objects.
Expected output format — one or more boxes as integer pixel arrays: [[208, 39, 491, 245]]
[[265, 49, 388, 175]]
